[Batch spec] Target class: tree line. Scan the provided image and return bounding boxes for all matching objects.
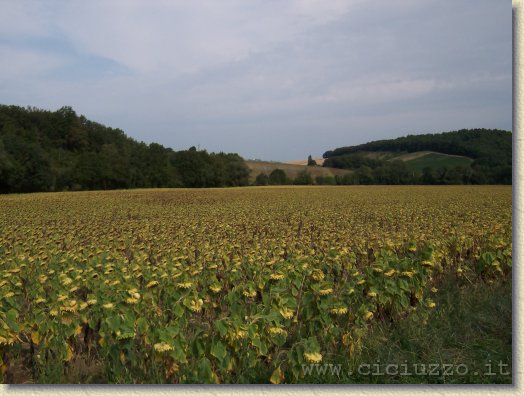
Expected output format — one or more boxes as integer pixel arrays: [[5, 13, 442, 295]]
[[0, 105, 512, 193], [0, 105, 250, 193], [253, 162, 505, 187]]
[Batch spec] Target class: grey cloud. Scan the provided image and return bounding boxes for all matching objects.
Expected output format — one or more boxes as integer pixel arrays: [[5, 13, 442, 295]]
[[0, 0, 511, 161]]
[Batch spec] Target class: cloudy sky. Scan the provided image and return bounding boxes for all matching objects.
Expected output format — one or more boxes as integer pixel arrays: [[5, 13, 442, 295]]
[[0, 0, 511, 161]]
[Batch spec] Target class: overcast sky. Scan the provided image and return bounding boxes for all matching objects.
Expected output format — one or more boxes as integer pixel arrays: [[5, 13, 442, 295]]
[[0, 0, 511, 161]]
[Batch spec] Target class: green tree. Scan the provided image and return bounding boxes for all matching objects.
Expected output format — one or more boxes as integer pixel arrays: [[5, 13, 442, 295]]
[[315, 175, 336, 185], [171, 149, 215, 187], [293, 170, 313, 185], [0, 138, 14, 193], [335, 173, 354, 185], [307, 155, 317, 166], [255, 173, 269, 186], [355, 166, 374, 185], [443, 166, 465, 185], [213, 153, 250, 187], [269, 169, 288, 185], [421, 166, 435, 184], [388, 160, 410, 184]]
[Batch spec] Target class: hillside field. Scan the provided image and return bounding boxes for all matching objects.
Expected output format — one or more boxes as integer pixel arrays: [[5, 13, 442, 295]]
[[284, 158, 326, 166], [328, 150, 474, 172], [0, 186, 512, 384], [401, 152, 474, 172], [245, 160, 350, 182]]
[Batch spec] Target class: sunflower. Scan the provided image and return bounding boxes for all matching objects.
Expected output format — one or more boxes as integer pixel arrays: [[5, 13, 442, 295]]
[[209, 285, 222, 293], [426, 299, 437, 309], [311, 270, 325, 281], [154, 342, 173, 352], [329, 307, 348, 315], [243, 289, 257, 298], [176, 281, 193, 289], [383, 269, 396, 277], [268, 327, 287, 336], [189, 299, 204, 312], [303, 352, 323, 363], [146, 280, 159, 289], [279, 307, 294, 319], [319, 288, 333, 296]]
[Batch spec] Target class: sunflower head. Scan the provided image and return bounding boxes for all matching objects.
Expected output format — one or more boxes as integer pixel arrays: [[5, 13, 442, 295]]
[[154, 342, 173, 353], [319, 288, 333, 296], [303, 352, 322, 363]]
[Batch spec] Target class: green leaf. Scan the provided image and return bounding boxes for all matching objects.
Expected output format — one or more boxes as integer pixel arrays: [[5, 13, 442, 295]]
[[263, 311, 281, 322], [5, 308, 19, 332], [106, 315, 121, 332], [214, 319, 228, 337], [197, 358, 215, 384], [293, 277, 302, 289], [270, 333, 286, 347], [191, 339, 205, 357], [306, 336, 320, 352], [252, 336, 268, 355], [270, 366, 284, 384], [399, 295, 409, 309], [211, 340, 227, 362], [135, 317, 148, 333], [170, 339, 187, 363], [173, 303, 185, 318], [166, 324, 180, 337], [399, 279, 409, 291], [247, 324, 256, 339]]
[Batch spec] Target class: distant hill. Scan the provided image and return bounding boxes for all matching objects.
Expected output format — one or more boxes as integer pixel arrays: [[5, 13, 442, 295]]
[[0, 105, 251, 193], [0, 104, 511, 191], [321, 129, 511, 184], [333, 150, 474, 173], [323, 129, 511, 161], [0, 104, 353, 193]]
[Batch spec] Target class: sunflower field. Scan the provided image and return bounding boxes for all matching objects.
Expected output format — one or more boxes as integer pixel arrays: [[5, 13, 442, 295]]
[[0, 186, 512, 383]]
